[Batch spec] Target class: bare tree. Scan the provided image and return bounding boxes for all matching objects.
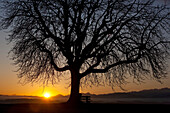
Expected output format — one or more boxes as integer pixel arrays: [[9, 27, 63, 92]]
[[1, 0, 170, 103]]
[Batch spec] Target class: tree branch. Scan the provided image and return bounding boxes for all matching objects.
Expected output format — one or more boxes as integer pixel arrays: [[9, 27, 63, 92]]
[[80, 53, 141, 78]]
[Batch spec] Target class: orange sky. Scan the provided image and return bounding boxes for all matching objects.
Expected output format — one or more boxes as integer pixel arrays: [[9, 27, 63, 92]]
[[0, 0, 170, 97], [1, 30, 170, 97]]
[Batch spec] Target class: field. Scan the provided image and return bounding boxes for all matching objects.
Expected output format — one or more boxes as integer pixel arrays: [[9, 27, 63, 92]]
[[0, 103, 169, 113]]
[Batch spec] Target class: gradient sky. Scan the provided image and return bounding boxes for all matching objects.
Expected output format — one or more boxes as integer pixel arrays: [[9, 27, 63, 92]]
[[0, 0, 170, 97]]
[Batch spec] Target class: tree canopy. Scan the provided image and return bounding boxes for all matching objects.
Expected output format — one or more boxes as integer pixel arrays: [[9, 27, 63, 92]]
[[1, 0, 170, 102]]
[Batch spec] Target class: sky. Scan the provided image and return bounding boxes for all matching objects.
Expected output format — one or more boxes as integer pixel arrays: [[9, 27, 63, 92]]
[[0, 0, 170, 97]]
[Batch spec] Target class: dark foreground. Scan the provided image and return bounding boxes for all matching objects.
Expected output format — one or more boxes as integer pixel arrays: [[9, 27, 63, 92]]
[[0, 103, 169, 113]]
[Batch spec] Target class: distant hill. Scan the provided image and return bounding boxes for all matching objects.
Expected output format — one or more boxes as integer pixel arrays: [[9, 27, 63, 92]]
[[1, 88, 170, 99], [53, 94, 67, 98], [82, 88, 170, 98]]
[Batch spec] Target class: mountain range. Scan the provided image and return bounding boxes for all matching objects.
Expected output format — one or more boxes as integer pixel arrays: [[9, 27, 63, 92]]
[[1, 88, 170, 99], [81, 88, 170, 98]]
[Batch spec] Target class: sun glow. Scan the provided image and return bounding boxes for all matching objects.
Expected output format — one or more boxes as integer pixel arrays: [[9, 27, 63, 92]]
[[44, 92, 51, 98]]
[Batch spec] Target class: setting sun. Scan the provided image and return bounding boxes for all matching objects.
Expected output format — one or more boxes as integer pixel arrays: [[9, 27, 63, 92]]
[[44, 92, 51, 98]]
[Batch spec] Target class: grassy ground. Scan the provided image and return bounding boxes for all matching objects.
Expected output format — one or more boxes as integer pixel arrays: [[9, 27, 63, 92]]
[[0, 103, 169, 113]]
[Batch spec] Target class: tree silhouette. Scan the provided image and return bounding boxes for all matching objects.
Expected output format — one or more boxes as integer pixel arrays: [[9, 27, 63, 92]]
[[1, 0, 170, 103]]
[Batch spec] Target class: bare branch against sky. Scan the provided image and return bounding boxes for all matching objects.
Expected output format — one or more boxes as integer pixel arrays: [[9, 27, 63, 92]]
[[0, 0, 169, 103]]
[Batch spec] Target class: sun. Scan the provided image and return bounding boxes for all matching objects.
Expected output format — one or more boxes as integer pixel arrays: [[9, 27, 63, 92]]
[[44, 92, 51, 98]]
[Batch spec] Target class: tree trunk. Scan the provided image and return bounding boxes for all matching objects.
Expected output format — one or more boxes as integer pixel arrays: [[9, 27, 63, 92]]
[[67, 69, 81, 104]]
